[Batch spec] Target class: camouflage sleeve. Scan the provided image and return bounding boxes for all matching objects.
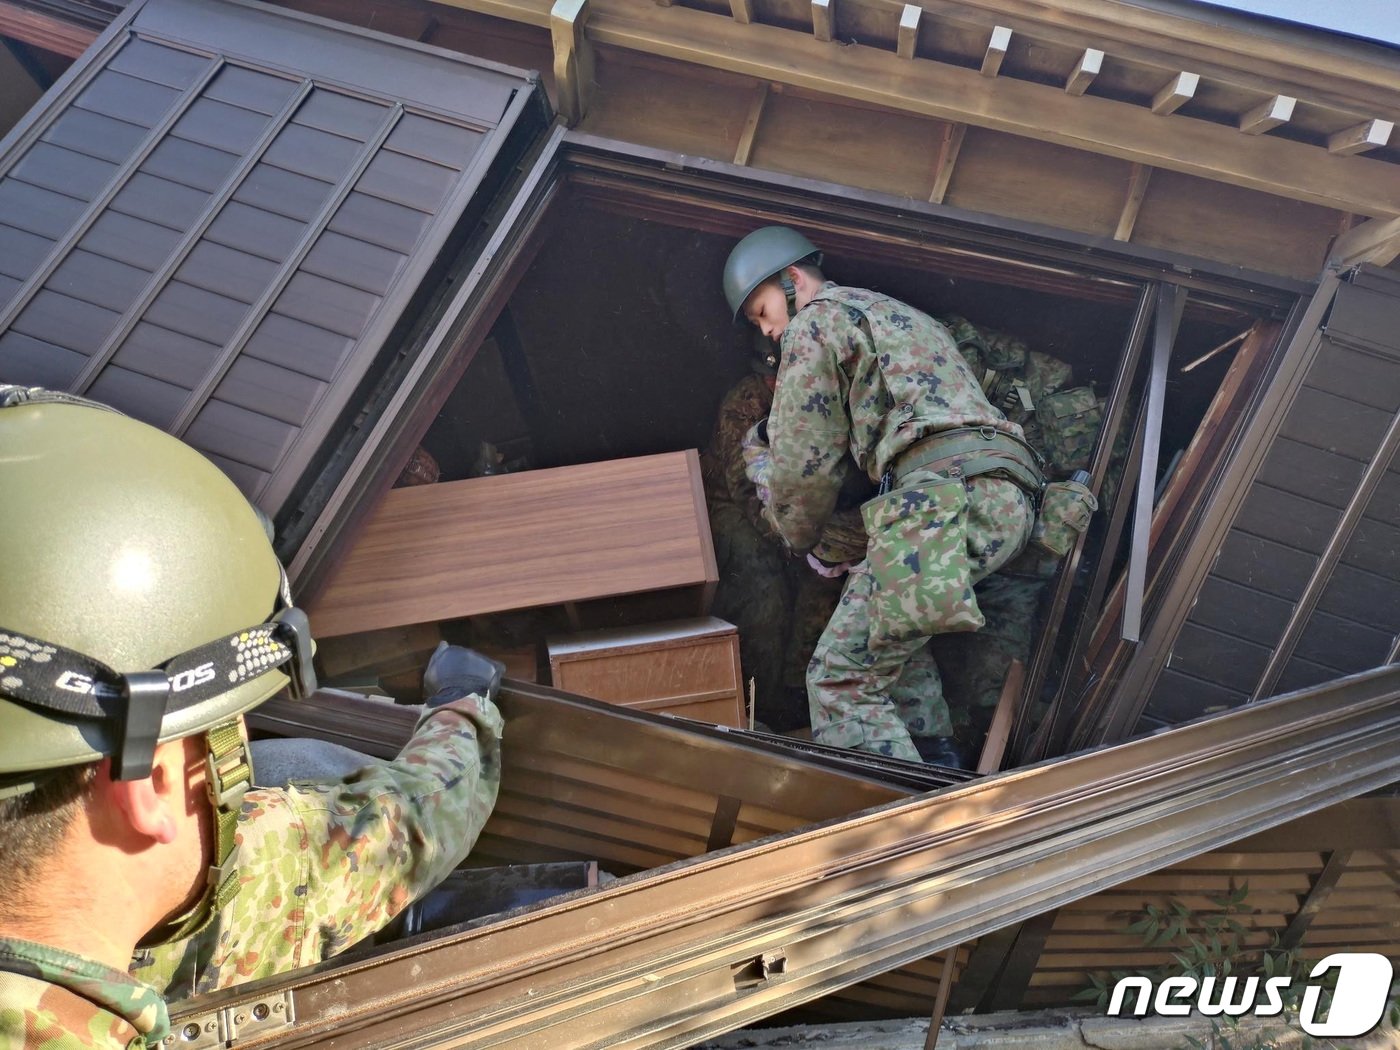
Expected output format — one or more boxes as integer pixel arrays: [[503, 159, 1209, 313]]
[[764, 301, 856, 551], [131, 694, 503, 998]]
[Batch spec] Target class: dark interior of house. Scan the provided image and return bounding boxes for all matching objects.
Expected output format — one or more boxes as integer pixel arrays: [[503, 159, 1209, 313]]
[[421, 201, 1255, 499]]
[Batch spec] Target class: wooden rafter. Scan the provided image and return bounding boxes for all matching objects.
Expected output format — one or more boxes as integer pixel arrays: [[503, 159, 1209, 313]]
[[897, 3, 920, 60], [1150, 71, 1197, 114], [929, 121, 966, 204], [812, 0, 832, 42], [550, 0, 594, 126], [981, 24, 1010, 77], [1239, 93, 1294, 134], [728, 0, 752, 24], [442, 0, 1400, 217], [1331, 214, 1400, 269], [1328, 118, 1393, 156], [1064, 47, 1102, 96]]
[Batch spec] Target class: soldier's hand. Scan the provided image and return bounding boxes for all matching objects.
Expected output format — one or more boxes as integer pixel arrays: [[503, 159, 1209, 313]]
[[423, 642, 506, 706]]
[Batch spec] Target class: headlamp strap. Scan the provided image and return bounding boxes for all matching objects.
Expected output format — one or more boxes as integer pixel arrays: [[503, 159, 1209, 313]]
[[0, 613, 316, 780], [145, 718, 250, 945]]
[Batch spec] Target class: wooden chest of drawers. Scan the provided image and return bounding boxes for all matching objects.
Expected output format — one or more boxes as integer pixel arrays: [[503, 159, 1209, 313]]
[[547, 617, 745, 727]]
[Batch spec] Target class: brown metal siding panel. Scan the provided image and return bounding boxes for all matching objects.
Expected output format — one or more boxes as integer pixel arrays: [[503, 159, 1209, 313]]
[[0, 0, 540, 517]]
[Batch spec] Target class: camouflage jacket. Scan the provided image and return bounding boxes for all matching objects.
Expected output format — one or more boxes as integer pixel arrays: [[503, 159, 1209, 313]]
[[0, 938, 167, 1049], [700, 373, 776, 539], [762, 285, 1018, 551], [130, 694, 503, 999]]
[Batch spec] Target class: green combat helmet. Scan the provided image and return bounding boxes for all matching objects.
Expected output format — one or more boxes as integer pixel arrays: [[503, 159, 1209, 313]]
[[0, 385, 316, 940], [722, 225, 822, 320]]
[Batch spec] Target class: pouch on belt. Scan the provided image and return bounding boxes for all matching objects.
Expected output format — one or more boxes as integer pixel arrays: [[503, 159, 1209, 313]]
[[861, 475, 984, 643]]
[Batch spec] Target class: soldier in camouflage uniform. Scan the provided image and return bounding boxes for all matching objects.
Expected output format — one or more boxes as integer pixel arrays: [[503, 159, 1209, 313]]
[[722, 228, 1043, 766], [701, 357, 849, 731], [0, 387, 503, 1047]]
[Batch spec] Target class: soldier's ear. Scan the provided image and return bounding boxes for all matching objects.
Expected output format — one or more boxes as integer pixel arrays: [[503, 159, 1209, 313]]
[[104, 737, 195, 844]]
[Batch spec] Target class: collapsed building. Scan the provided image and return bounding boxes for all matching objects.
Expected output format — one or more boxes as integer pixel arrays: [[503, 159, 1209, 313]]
[[0, 0, 1399, 1043]]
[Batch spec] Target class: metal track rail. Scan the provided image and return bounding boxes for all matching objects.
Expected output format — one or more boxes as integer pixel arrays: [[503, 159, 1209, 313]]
[[186, 666, 1400, 1049]]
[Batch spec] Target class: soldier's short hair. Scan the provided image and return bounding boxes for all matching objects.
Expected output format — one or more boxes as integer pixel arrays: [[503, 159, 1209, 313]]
[[0, 764, 97, 889]]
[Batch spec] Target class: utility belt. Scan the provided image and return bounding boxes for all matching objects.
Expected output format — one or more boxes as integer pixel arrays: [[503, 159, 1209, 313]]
[[883, 425, 1045, 499], [878, 425, 1096, 562]]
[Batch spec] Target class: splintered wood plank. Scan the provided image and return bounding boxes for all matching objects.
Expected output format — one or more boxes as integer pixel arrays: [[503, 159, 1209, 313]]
[[307, 450, 717, 636]]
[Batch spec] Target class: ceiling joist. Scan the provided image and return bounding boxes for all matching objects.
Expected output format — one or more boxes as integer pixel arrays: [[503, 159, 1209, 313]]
[[812, 0, 832, 42], [729, 0, 752, 25]]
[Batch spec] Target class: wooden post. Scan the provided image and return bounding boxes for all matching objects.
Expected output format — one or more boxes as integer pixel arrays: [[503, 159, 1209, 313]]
[[734, 82, 769, 165], [1114, 163, 1153, 241], [551, 0, 594, 127], [929, 122, 967, 204]]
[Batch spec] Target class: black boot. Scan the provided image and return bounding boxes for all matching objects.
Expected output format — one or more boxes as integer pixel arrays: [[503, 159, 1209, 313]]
[[912, 735, 969, 770]]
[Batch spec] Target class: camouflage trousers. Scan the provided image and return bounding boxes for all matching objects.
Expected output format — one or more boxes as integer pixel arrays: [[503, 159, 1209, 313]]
[[808, 475, 1035, 762], [710, 501, 843, 731]]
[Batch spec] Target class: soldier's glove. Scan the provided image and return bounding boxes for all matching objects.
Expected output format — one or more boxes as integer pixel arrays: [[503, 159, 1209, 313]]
[[422, 642, 506, 707]]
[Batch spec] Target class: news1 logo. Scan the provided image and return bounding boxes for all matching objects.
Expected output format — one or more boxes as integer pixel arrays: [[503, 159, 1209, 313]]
[[1106, 953, 1394, 1037]]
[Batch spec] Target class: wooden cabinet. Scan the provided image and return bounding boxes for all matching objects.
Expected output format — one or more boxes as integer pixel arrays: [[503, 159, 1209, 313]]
[[547, 617, 745, 727]]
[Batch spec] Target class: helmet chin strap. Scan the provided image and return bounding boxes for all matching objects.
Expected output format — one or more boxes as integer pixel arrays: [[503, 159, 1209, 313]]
[[779, 269, 798, 319]]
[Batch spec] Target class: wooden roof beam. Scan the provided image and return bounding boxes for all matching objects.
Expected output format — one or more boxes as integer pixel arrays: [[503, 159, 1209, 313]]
[[812, 0, 832, 42], [981, 25, 1010, 77], [444, 0, 1400, 217], [1328, 119, 1393, 156], [1064, 48, 1103, 96], [1151, 71, 1198, 115], [1330, 215, 1400, 269], [1239, 94, 1294, 135], [729, 0, 753, 25], [897, 4, 920, 60]]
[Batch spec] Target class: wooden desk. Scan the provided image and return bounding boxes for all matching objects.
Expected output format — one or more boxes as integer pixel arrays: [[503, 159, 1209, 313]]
[[307, 450, 717, 638]]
